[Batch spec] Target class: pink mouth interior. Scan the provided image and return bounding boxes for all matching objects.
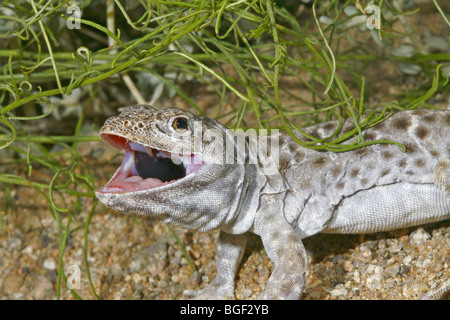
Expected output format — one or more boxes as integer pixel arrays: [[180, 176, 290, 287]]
[[98, 134, 205, 194]]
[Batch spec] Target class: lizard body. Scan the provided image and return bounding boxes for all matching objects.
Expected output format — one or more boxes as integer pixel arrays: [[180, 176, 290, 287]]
[[96, 105, 449, 299]]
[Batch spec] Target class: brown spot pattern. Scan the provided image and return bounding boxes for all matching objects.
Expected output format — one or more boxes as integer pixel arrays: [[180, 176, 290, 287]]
[[444, 113, 450, 126], [382, 151, 393, 160], [350, 167, 360, 178], [415, 126, 429, 140], [364, 132, 376, 141], [295, 152, 305, 162], [288, 142, 299, 153], [430, 150, 440, 157], [331, 166, 342, 178], [355, 147, 368, 156], [313, 156, 327, 167], [393, 117, 412, 130], [322, 122, 337, 132], [423, 114, 436, 123], [415, 158, 425, 167], [404, 143, 417, 153]]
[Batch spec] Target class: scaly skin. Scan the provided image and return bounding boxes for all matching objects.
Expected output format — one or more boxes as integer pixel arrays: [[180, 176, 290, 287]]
[[96, 105, 450, 299]]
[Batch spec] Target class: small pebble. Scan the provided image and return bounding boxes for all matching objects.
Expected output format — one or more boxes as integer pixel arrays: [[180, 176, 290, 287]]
[[43, 258, 56, 270], [410, 228, 431, 245], [330, 284, 348, 297]]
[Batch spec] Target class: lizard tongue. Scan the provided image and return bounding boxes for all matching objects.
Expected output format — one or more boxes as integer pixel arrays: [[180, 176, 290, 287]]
[[104, 176, 165, 193], [99, 151, 166, 193]]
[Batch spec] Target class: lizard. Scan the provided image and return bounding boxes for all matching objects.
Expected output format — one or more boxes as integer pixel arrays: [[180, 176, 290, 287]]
[[95, 104, 450, 299]]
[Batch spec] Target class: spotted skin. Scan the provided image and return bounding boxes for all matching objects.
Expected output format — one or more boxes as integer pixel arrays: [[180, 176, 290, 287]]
[[96, 106, 450, 299]]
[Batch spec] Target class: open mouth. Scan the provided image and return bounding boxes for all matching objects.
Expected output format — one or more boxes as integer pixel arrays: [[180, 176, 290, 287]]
[[98, 134, 205, 194]]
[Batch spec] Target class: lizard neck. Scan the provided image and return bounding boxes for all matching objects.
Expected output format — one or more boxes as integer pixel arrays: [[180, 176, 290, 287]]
[[221, 163, 266, 234]]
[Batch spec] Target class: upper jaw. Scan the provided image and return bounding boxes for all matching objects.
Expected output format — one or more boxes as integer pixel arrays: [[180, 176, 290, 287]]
[[97, 133, 206, 194]]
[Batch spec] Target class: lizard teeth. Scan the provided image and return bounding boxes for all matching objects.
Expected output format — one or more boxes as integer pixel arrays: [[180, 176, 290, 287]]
[[128, 142, 156, 158], [128, 142, 146, 153], [155, 150, 170, 159], [146, 147, 155, 158], [127, 142, 191, 166], [155, 150, 193, 167], [129, 141, 197, 169]]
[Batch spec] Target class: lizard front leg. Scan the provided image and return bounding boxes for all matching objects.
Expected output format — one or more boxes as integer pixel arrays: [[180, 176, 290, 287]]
[[434, 158, 450, 194], [426, 158, 450, 300], [254, 194, 308, 300], [183, 231, 247, 299]]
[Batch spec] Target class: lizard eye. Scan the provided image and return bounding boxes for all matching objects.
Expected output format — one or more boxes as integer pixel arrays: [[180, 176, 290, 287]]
[[172, 117, 189, 133]]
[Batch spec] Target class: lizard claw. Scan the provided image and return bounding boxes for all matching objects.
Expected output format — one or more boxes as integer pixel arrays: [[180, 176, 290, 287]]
[[421, 279, 450, 300], [183, 278, 235, 300]]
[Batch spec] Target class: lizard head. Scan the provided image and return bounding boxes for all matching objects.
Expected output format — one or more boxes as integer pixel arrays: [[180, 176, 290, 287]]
[[95, 105, 254, 232]]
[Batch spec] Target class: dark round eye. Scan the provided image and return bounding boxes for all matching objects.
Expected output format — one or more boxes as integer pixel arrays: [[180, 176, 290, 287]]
[[173, 117, 189, 132]]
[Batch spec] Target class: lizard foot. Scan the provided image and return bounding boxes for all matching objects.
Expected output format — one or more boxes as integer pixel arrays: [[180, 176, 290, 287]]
[[183, 277, 235, 300], [434, 158, 450, 194], [421, 279, 450, 300]]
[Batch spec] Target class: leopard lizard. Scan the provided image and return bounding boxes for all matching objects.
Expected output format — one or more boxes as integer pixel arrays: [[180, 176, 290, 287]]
[[95, 105, 449, 299]]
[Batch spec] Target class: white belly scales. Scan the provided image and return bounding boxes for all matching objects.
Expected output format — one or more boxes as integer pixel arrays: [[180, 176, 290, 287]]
[[324, 182, 450, 234]]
